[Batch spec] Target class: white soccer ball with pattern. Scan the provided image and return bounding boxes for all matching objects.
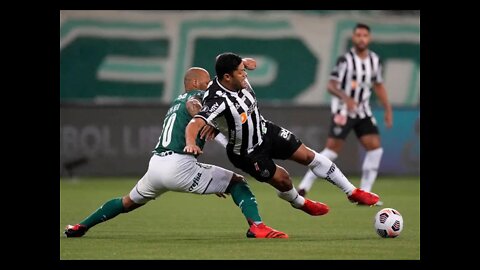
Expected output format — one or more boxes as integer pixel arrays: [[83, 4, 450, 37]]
[[374, 208, 403, 238]]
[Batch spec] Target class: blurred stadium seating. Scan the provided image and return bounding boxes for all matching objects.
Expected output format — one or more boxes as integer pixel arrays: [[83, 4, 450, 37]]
[[60, 10, 419, 177]]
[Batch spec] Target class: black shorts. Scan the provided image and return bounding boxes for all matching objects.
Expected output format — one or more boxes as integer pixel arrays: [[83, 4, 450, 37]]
[[227, 120, 303, 182], [328, 114, 379, 140]]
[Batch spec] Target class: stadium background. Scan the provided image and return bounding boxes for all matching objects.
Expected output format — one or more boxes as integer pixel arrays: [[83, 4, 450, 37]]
[[60, 10, 419, 178], [60, 10, 420, 260]]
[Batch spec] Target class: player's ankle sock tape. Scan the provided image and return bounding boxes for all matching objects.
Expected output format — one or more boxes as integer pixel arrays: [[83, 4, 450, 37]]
[[276, 188, 305, 208]]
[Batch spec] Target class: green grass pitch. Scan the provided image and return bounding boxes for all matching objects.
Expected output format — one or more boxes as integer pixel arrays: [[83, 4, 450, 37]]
[[60, 176, 420, 260]]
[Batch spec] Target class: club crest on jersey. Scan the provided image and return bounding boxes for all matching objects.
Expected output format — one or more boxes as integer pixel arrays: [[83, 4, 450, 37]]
[[260, 169, 270, 178], [240, 112, 248, 124], [333, 126, 342, 135], [261, 121, 267, 134]]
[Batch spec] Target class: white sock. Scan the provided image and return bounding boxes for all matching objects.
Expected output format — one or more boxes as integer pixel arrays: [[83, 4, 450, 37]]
[[298, 170, 317, 191], [321, 148, 339, 161], [308, 151, 355, 195], [360, 148, 383, 192], [298, 148, 338, 192], [276, 188, 305, 208]]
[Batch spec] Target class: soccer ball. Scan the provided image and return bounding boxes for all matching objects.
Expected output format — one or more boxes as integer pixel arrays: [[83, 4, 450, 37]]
[[374, 208, 403, 238]]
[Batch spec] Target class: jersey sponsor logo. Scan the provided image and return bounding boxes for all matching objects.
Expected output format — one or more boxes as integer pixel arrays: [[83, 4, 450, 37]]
[[201, 105, 209, 112], [188, 172, 202, 191], [209, 102, 220, 113], [240, 112, 248, 124], [279, 128, 292, 140]]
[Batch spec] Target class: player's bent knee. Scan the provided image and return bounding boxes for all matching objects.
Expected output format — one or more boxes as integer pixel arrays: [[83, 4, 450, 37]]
[[226, 173, 246, 193], [291, 145, 315, 165], [269, 167, 292, 190], [230, 173, 246, 183], [304, 148, 316, 164]]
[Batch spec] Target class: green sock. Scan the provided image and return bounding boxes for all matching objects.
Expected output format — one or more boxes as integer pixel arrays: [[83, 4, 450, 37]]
[[79, 198, 125, 229], [228, 181, 262, 225]]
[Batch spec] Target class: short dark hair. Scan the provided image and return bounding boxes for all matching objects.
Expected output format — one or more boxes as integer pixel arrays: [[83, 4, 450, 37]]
[[353, 23, 370, 33], [215, 52, 243, 79]]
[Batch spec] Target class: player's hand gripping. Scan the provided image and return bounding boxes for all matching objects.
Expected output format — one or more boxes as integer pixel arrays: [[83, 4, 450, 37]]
[[183, 145, 203, 155], [243, 58, 257, 70], [199, 125, 217, 141], [344, 97, 357, 112]]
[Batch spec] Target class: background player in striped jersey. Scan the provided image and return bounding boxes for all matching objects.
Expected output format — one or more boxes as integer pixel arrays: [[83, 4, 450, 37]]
[[185, 53, 379, 220], [298, 23, 393, 204], [65, 65, 288, 239]]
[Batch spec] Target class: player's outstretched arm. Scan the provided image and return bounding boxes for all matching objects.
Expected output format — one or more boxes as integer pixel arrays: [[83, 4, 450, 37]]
[[199, 125, 218, 141], [184, 117, 207, 155]]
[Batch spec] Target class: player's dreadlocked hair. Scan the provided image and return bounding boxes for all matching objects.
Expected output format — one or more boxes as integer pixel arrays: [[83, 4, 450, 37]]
[[215, 52, 243, 80]]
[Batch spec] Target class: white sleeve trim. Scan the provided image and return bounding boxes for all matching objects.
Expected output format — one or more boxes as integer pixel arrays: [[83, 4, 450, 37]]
[[194, 115, 212, 125]]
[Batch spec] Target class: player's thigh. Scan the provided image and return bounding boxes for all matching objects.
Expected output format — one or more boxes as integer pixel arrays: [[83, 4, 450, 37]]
[[267, 164, 293, 192], [129, 154, 184, 204], [325, 137, 345, 153], [358, 134, 381, 150], [354, 117, 381, 150], [289, 143, 316, 166], [185, 162, 235, 195], [227, 150, 277, 183], [129, 170, 168, 205]]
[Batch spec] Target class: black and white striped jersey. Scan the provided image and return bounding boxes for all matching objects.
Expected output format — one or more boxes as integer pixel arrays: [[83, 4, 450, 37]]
[[195, 77, 264, 155], [330, 48, 384, 119]]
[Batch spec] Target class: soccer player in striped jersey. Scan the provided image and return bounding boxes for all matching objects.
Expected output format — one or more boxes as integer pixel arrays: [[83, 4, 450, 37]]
[[64, 66, 288, 239], [298, 23, 393, 205], [185, 53, 379, 220]]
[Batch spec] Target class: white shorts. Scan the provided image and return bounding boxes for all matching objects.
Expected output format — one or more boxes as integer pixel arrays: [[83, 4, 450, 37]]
[[129, 153, 234, 204]]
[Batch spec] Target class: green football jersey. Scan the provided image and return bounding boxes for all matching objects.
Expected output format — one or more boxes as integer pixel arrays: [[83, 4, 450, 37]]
[[154, 90, 206, 154]]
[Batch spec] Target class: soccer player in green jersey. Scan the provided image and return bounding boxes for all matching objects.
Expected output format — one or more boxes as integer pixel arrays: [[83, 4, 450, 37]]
[[64, 63, 288, 239]]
